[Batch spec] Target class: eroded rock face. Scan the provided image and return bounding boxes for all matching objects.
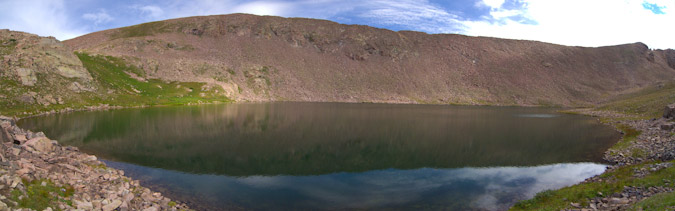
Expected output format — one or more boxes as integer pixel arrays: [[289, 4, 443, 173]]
[[0, 30, 96, 108], [15, 68, 37, 86]]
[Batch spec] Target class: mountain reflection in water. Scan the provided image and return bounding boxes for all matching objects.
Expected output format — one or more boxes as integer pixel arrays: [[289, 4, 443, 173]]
[[19, 102, 619, 210]]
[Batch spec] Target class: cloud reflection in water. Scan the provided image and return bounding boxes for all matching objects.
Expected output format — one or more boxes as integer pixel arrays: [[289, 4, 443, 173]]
[[105, 161, 606, 210]]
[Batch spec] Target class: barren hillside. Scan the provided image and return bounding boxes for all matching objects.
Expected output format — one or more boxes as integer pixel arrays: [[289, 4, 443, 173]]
[[64, 14, 675, 106]]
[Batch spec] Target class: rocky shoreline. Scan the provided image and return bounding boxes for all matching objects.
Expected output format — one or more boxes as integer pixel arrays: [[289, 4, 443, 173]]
[[563, 105, 675, 211], [0, 116, 191, 211]]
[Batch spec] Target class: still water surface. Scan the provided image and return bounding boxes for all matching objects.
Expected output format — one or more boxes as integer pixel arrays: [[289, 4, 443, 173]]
[[19, 103, 620, 210]]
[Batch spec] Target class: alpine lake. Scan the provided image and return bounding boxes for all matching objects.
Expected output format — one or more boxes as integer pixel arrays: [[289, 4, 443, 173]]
[[19, 102, 621, 210]]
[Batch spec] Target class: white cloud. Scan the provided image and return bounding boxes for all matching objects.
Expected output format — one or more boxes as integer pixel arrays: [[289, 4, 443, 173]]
[[135, 5, 164, 19], [459, 0, 675, 49], [231, 1, 293, 16], [356, 0, 464, 33], [0, 0, 85, 40], [479, 0, 506, 9], [82, 9, 113, 25]]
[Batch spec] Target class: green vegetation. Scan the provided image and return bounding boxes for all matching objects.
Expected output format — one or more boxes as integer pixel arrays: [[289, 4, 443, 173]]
[[511, 161, 675, 211], [10, 178, 74, 210], [0, 53, 231, 117], [514, 81, 675, 210], [1, 38, 18, 55], [227, 68, 236, 75], [76, 52, 230, 106], [629, 191, 675, 210], [598, 82, 675, 118], [609, 123, 641, 150], [110, 21, 171, 39]]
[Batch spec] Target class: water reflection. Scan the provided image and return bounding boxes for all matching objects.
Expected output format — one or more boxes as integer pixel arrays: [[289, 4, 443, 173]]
[[105, 160, 605, 210], [20, 103, 619, 176], [18, 103, 620, 210]]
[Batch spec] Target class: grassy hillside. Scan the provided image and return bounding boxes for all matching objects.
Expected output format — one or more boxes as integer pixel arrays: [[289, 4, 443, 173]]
[[0, 52, 230, 117], [598, 81, 675, 118], [75, 52, 229, 106]]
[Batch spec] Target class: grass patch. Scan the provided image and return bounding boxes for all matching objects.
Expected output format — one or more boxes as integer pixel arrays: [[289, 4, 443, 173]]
[[1, 38, 18, 55], [598, 81, 675, 118], [11, 178, 74, 211], [76, 52, 231, 106], [86, 162, 108, 170], [510, 161, 675, 211], [110, 21, 171, 39], [629, 191, 675, 210], [610, 123, 642, 150]]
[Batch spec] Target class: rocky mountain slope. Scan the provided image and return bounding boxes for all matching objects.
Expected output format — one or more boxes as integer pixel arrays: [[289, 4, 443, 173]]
[[0, 30, 229, 116], [0, 30, 96, 110], [64, 14, 675, 106]]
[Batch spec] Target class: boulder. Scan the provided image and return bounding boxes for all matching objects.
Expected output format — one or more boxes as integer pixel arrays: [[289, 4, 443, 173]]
[[75, 200, 94, 210], [661, 123, 674, 131], [13, 134, 27, 145], [24, 137, 54, 153], [102, 199, 122, 211], [0, 127, 11, 143], [665, 104, 675, 119]]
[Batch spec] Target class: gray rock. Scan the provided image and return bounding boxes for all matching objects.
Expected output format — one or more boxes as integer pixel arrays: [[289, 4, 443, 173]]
[[0, 126, 11, 143], [664, 104, 675, 119], [24, 137, 54, 153], [102, 199, 122, 211], [13, 134, 27, 145], [661, 123, 674, 131], [75, 200, 93, 210]]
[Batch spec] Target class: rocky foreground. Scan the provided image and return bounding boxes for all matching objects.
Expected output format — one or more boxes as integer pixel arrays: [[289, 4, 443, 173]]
[[564, 105, 675, 211], [0, 116, 191, 211]]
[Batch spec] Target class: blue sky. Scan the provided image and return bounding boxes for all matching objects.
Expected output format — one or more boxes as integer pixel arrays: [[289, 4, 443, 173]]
[[0, 0, 673, 49]]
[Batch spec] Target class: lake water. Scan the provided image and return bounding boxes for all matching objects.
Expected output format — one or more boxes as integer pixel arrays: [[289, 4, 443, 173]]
[[19, 103, 620, 210]]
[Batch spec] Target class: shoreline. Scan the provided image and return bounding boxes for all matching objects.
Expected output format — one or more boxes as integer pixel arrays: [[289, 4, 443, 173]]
[[510, 107, 675, 210], [0, 116, 192, 210]]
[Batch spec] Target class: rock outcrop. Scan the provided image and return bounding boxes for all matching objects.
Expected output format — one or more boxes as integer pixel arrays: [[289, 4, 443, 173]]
[[0, 30, 96, 111], [0, 116, 191, 210]]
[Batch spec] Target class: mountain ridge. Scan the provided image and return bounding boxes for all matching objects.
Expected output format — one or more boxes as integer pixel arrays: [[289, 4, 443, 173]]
[[63, 13, 675, 106]]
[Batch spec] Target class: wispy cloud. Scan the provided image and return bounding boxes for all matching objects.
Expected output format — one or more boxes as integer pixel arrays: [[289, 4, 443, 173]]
[[459, 0, 675, 49], [355, 0, 465, 33], [133, 5, 164, 19], [0, 0, 673, 48], [82, 9, 114, 25], [0, 0, 86, 40]]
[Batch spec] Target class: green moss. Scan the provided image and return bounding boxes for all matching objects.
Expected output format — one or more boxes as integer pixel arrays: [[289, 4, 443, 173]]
[[11, 178, 74, 211], [168, 201, 177, 207], [510, 161, 675, 211]]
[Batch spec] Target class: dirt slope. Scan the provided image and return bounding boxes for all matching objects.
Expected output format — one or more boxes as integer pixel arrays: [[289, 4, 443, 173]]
[[65, 14, 675, 106]]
